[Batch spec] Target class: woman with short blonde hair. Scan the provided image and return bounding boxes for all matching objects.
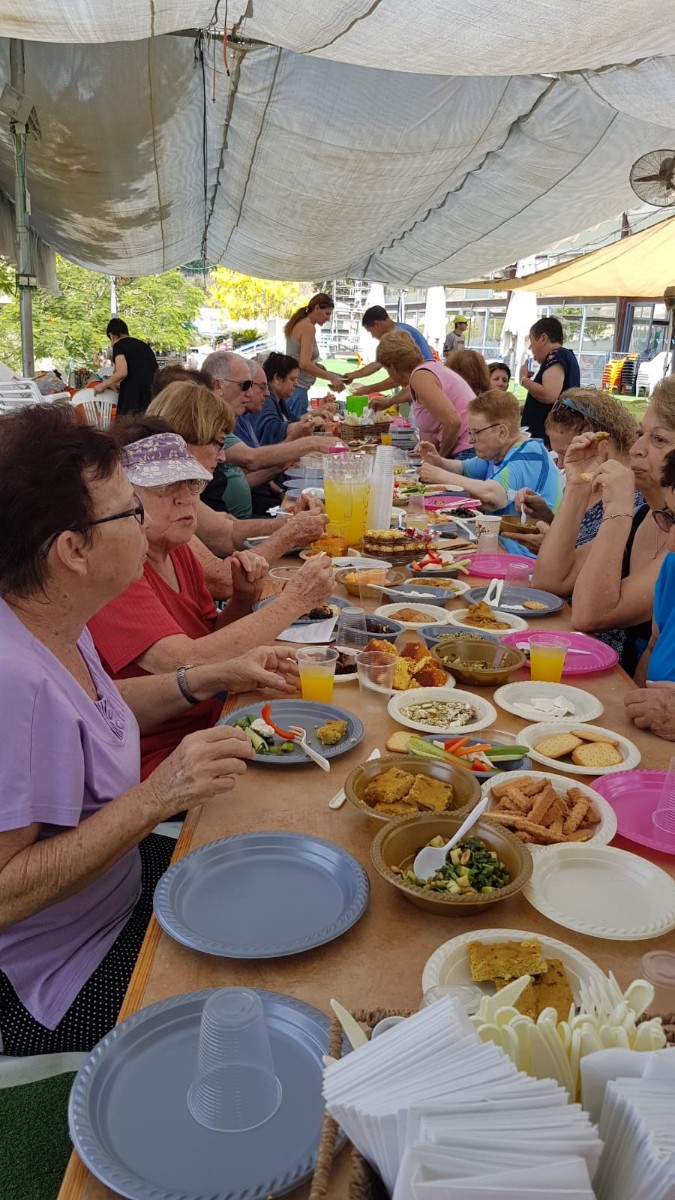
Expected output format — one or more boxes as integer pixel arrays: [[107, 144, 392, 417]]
[[148, 381, 234, 443], [376, 330, 473, 456]]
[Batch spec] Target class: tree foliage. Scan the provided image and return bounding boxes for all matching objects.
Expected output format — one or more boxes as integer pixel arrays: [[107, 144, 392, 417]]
[[0, 257, 204, 371], [207, 268, 307, 323]]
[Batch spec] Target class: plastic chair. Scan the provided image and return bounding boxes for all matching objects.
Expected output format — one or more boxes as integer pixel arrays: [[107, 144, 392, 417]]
[[0, 378, 68, 413], [70, 388, 117, 429]]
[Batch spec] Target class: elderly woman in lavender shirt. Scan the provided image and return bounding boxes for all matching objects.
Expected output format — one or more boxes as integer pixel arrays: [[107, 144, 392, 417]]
[[0, 405, 301, 1056]]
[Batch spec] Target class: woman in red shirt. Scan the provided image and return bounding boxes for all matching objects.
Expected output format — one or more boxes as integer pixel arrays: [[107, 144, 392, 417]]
[[88, 432, 332, 778]]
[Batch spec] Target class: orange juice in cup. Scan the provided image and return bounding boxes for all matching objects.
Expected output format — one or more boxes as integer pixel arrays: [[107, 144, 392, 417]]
[[296, 647, 339, 703], [529, 635, 569, 683]]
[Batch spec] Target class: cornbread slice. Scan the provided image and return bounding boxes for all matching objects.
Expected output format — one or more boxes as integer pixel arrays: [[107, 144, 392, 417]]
[[493, 976, 538, 1020], [468, 938, 548, 982], [406, 774, 453, 813], [364, 767, 414, 806], [534, 733, 583, 760], [532, 959, 575, 1021], [374, 801, 416, 817]]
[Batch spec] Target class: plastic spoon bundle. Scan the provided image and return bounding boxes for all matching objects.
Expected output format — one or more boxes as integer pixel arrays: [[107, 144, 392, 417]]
[[468, 972, 667, 1102]]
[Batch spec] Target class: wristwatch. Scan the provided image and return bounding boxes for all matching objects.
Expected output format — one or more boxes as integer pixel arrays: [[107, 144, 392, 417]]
[[176, 664, 200, 706]]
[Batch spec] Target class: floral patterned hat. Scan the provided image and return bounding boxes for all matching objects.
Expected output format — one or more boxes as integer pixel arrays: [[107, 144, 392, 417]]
[[123, 432, 212, 487]]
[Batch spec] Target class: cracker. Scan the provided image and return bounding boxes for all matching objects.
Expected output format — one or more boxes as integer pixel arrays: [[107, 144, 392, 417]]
[[528, 784, 560, 827], [570, 728, 619, 746]]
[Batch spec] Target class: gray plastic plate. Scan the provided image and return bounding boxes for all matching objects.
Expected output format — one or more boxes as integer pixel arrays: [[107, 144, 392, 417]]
[[153, 831, 369, 958], [69, 988, 342, 1200]]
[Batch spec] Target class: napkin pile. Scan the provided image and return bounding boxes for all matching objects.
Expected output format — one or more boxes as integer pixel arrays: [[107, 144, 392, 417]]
[[323, 998, 602, 1198], [594, 1073, 675, 1199], [276, 616, 338, 643]]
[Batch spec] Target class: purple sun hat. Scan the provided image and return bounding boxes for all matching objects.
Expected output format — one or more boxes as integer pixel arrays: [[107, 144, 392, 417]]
[[123, 432, 212, 488]]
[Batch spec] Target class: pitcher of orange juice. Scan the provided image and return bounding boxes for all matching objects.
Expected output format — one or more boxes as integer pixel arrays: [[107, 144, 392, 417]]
[[323, 453, 373, 546]]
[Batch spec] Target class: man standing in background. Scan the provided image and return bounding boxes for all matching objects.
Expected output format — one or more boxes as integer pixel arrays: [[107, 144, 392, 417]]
[[343, 305, 434, 409], [443, 314, 469, 355], [94, 318, 158, 415]]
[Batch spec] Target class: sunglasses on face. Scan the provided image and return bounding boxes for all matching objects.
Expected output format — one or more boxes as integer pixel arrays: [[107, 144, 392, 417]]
[[236, 379, 253, 392]]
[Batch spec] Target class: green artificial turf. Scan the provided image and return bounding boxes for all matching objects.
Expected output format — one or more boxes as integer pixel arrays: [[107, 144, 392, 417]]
[[0, 1072, 76, 1200]]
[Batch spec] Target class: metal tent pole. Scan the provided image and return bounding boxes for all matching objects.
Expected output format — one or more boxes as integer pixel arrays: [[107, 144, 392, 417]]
[[9, 40, 35, 378]]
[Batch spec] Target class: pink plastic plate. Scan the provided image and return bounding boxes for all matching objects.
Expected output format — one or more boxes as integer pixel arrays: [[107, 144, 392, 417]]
[[593, 771, 675, 856], [468, 553, 535, 579], [424, 495, 482, 511], [500, 629, 619, 676]]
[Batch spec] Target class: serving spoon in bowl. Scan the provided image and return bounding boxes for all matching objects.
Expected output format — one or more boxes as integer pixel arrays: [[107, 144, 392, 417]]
[[412, 794, 490, 881]]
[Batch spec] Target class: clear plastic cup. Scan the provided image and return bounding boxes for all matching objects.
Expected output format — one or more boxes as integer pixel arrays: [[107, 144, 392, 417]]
[[406, 494, 428, 532], [268, 566, 301, 595], [420, 984, 484, 1014], [187, 989, 282, 1132], [529, 634, 569, 683], [355, 567, 388, 605], [335, 606, 369, 656], [652, 756, 675, 836], [354, 650, 396, 709], [640, 951, 675, 1013], [502, 560, 532, 603], [295, 646, 339, 703], [475, 514, 501, 553]]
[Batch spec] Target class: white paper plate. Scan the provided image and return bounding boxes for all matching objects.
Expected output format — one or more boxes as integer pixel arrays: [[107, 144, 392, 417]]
[[387, 686, 496, 735], [523, 843, 675, 940], [481, 770, 618, 847], [519, 721, 641, 776], [446, 608, 528, 638], [375, 602, 452, 629], [493, 682, 604, 724], [298, 553, 393, 570], [422, 926, 608, 999]]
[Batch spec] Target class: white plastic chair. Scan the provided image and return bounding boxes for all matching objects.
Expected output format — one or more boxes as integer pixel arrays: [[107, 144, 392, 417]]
[[71, 388, 117, 429], [0, 378, 68, 413]]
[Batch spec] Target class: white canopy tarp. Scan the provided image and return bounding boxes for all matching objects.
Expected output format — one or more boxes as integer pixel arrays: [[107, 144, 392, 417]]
[[0, 7, 675, 282]]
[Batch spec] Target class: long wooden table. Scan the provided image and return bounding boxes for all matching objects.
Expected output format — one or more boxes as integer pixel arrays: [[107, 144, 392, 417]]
[[58, 575, 675, 1200]]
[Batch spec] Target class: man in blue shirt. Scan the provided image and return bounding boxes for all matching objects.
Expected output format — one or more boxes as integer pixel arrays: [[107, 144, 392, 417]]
[[519, 317, 580, 441], [343, 305, 434, 410]]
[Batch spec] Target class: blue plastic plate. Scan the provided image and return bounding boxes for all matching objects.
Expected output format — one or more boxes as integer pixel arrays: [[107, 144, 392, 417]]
[[465, 586, 563, 615], [421, 733, 532, 779], [254, 595, 351, 624], [69, 988, 344, 1200], [219, 699, 364, 765], [154, 831, 369, 958]]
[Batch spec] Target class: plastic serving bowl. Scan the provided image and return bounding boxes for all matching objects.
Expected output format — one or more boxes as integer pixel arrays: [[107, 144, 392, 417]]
[[432, 636, 527, 687], [420, 625, 499, 651], [344, 755, 481, 823], [334, 566, 408, 599], [371, 813, 532, 916]]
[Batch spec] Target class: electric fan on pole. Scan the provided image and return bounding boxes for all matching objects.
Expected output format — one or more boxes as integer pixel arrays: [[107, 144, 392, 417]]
[[630, 151, 675, 206]]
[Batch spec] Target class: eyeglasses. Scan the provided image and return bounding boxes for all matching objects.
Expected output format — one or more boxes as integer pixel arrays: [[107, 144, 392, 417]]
[[209, 437, 227, 451], [41, 495, 145, 556], [81, 496, 146, 527], [152, 480, 207, 498], [467, 422, 502, 443], [236, 379, 253, 392], [653, 506, 675, 533]]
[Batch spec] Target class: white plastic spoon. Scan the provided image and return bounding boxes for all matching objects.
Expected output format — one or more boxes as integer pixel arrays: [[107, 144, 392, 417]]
[[411, 794, 490, 880]]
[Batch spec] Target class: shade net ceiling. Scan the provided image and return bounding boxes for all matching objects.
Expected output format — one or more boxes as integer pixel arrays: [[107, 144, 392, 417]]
[[1, 2, 675, 282]]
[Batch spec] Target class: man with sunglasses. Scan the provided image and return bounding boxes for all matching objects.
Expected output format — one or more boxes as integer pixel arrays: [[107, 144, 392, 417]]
[[417, 388, 561, 538], [626, 451, 675, 737]]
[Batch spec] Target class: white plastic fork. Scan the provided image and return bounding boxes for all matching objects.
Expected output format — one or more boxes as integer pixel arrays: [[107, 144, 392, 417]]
[[289, 725, 331, 772]]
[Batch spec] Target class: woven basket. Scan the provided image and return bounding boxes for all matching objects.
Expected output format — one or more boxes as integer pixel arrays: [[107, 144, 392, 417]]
[[339, 422, 390, 442], [309, 1008, 675, 1200]]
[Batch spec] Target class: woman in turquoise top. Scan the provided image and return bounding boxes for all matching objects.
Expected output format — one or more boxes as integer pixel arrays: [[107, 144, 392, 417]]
[[284, 293, 345, 418]]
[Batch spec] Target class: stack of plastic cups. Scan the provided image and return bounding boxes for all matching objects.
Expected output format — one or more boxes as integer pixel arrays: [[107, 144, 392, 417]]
[[366, 445, 394, 531]]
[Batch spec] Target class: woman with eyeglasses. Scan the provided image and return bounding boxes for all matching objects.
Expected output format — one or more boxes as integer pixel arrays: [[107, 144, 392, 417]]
[[0, 404, 287, 1054], [625, 449, 675, 737], [88, 427, 332, 780], [284, 293, 346, 418], [508, 389, 640, 555], [417, 389, 562, 521], [532, 378, 675, 675]]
